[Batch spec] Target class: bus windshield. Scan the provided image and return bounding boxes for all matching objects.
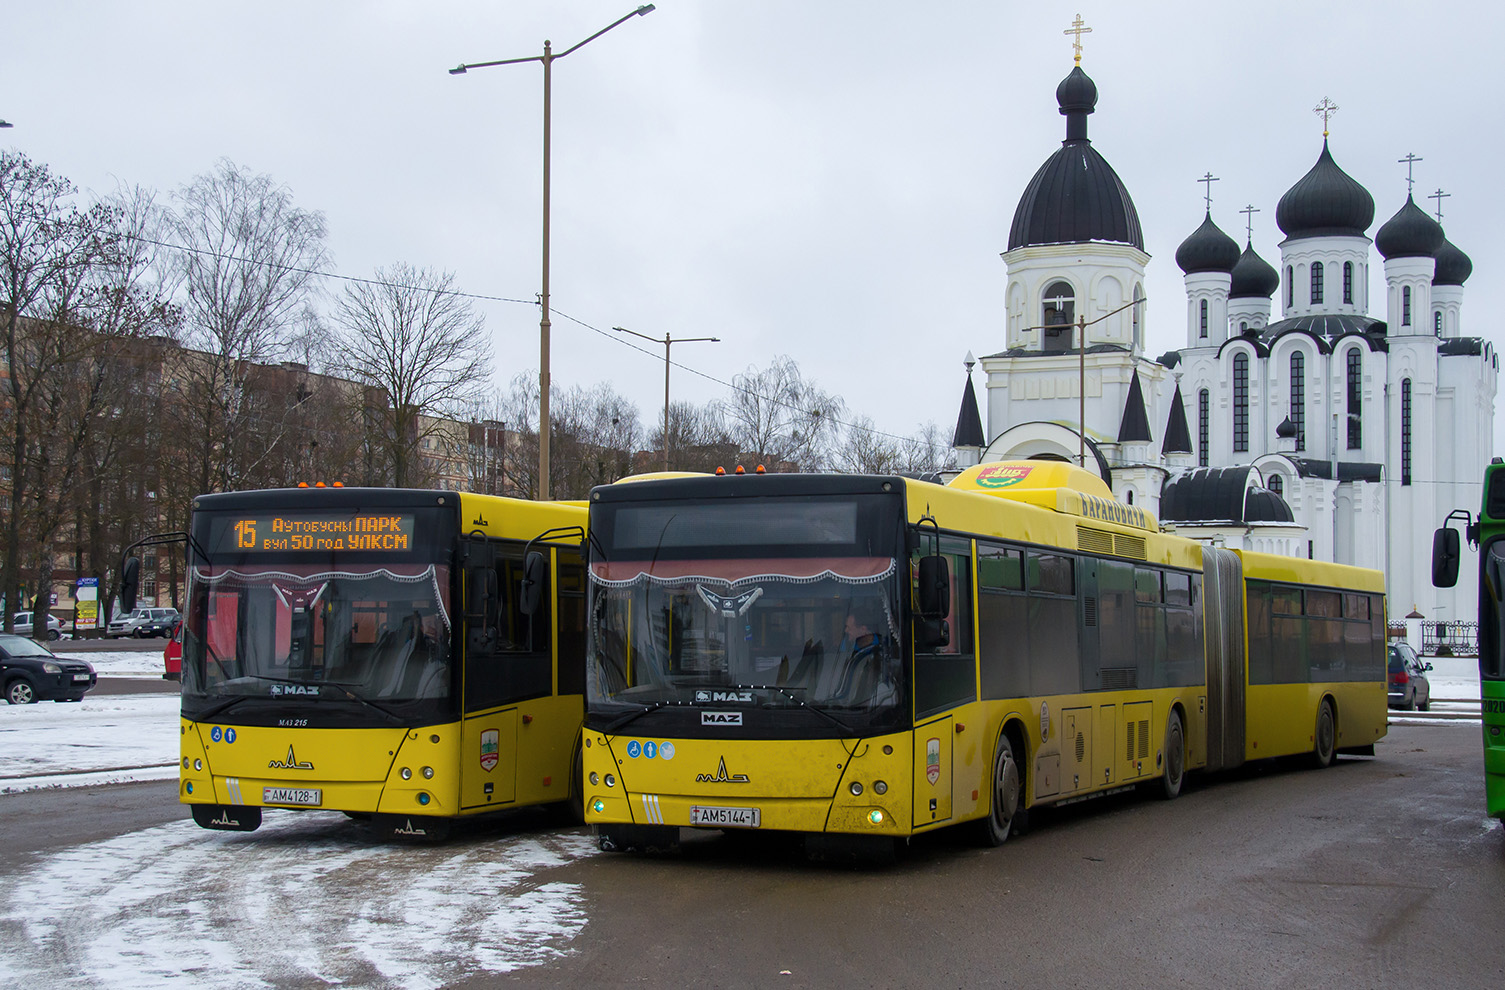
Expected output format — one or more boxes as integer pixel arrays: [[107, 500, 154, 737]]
[[181, 562, 453, 720], [588, 556, 903, 726]]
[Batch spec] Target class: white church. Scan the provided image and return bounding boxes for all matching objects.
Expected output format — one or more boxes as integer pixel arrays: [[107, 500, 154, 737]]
[[949, 53, 1495, 622]]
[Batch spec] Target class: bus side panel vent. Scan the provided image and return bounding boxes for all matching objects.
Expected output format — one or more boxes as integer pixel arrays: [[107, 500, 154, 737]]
[[1137, 718, 1150, 759], [1077, 526, 1114, 556], [1100, 667, 1136, 691], [1113, 534, 1147, 560], [1083, 597, 1098, 626]]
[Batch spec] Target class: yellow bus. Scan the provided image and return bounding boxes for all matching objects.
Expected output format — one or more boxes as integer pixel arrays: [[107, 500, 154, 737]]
[[171, 485, 587, 841], [580, 461, 1387, 856]]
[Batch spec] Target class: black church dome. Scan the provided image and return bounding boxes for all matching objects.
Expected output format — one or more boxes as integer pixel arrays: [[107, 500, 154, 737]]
[[1229, 241, 1280, 299], [1276, 141, 1375, 240], [1433, 236, 1473, 286], [1008, 66, 1143, 252], [1175, 212, 1240, 275], [1376, 195, 1445, 260]]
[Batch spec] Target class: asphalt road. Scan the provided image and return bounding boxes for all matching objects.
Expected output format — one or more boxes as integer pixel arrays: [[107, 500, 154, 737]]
[[1, 723, 1500, 989]]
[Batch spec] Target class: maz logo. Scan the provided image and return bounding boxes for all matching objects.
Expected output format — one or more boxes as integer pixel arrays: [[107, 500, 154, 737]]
[[209, 810, 243, 828], [695, 757, 749, 783], [701, 711, 743, 726], [268, 745, 315, 770], [393, 818, 428, 836]]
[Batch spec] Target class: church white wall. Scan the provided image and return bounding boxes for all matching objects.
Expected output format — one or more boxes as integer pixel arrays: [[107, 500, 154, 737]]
[[1183, 271, 1231, 348], [1432, 284, 1463, 338], [1384, 256, 1435, 336], [1279, 236, 1371, 318], [1228, 295, 1272, 336], [1001, 242, 1149, 353]]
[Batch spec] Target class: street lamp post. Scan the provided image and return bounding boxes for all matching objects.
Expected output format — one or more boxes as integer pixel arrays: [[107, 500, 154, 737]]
[[1018, 297, 1145, 469], [451, 4, 654, 499], [614, 326, 719, 471]]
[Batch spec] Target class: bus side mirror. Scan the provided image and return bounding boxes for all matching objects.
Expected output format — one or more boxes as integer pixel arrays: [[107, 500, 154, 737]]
[[520, 551, 547, 616], [120, 557, 140, 613], [1432, 528, 1460, 588], [917, 555, 950, 618]]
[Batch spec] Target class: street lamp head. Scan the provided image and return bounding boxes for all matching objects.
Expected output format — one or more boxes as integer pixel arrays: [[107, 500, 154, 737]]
[[448, 64, 468, 75], [636, 4, 655, 15], [0, 120, 12, 129]]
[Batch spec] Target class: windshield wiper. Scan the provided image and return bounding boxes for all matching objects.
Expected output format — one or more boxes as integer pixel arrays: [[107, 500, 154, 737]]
[[732, 683, 858, 736], [601, 699, 686, 735], [325, 682, 405, 723]]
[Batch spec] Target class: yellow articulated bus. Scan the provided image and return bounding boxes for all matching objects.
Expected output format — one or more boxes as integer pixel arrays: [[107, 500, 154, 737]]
[[580, 461, 1387, 857], [170, 485, 587, 842]]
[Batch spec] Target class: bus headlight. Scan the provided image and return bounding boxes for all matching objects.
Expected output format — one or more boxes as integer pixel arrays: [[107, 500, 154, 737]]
[[589, 772, 599, 786], [592, 799, 606, 813], [421, 766, 434, 779], [605, 774, 617, 788], [849, 781, 863, 796], [400, 767, 412, 780], [873, 780, 888, 795], [869, 810, 885, 825], [194, 759, 202, 771]]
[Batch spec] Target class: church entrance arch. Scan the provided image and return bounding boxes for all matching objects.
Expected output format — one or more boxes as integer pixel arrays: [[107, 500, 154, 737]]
[[979, 421, 1111, 487]]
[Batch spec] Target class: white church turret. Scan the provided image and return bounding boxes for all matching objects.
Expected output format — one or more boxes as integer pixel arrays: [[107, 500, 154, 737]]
[[1431, 232, 1472, 337], [1274, 136, 1374, 318], [1228, 238, 1280, 334], [1376, 194, 1444, 335], [1175, 209, 1239, 348]]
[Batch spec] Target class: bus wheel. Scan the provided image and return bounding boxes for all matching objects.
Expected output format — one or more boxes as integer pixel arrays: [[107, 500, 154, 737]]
[[978, 732, 1022, 846], [1156, 711, 1185, 800], [1310, 700, 1336, 769]]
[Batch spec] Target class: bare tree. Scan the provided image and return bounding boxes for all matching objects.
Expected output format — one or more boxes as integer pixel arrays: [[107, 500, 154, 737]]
[[721, 355, 846, 471], [331, 263, 488, 488], [166, 159, 327, 494], [835, 417, 955, 477], [0, 152, 123, 630], [661, 400, 736, 473]]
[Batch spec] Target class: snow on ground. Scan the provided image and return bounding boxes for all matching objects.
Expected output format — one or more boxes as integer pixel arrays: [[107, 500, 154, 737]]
[[0, 813, 597, 989]]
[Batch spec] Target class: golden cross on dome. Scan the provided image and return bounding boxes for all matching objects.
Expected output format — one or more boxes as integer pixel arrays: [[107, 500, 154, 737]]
[[1312, 96, 1339, 138], [1239, 203, 1260, 241], [1428, 188, 1450, 222], [1064, 14, 1092, 64], [1397, 152, 1423, 195]]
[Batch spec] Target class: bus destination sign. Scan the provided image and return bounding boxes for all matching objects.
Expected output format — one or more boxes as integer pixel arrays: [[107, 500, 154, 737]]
[[224, 513, 416, 553]]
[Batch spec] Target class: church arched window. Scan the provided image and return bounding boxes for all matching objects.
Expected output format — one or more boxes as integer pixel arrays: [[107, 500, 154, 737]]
[[1402, 286, 1412, 326], [1343, 262, 1354, 304], [1042, 280, 1075, 353], [1346, 348, 1363, 449], [1286, 267, 1294, 307], [1198, 388, 1210, 467], [1269, 474, 1284, 497], [1233, 353, 1249, 453], [1310, 262, 1324, 305], [1290, 350, 1306, 451], [1199, 299, 1208, 338], [1401, 377, 1413, 486], [1239, 321, 1248, 333]]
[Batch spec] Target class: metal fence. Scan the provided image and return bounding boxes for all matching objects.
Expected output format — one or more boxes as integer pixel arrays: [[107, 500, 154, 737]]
[[1422, 621, 1479, 657]]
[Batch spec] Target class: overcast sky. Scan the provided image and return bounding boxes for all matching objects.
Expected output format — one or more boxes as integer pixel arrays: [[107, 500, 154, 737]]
[[5, 1, 1502, 454]]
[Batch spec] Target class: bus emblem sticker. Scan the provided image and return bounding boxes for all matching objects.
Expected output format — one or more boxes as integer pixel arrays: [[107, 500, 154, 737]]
[[702, 711, 743, 726], [268, 746, 314, 771], [479, 729, 499, 772], [973, 464, 1032, 489], [627, 740, 641, 758], [696, 757, 750, 783], [925, 737, 941, 785]]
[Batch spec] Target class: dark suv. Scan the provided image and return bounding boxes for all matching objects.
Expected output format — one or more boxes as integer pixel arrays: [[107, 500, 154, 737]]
[[1388, 642, 1433, 711], [1, 634, 96, 704]]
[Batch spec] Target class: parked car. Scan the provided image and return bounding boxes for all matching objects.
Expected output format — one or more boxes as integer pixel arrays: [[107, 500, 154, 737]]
[[1, 634, 95, 704], [1388, 642, 1433, 711], [106, 607, 181, 639], [163, 618, 183, 681], [11, 611, 62, 641]]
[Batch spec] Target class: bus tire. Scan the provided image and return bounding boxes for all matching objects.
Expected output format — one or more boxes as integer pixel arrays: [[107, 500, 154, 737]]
[[1310, 699, 1336, 769], [548, 738, 586, 825], [1156, 710, 1185, 800], [978, 731, 1023, 846]]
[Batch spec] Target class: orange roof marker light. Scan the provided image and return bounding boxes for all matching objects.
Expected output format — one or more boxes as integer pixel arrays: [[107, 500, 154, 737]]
[[315, 482, 327, 488], [734, 465, 746, 475], [298, 482, 309, 488], [333, 482, 344, 488], [715, 466, 726, 476], [755, 464, 766, 474]]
